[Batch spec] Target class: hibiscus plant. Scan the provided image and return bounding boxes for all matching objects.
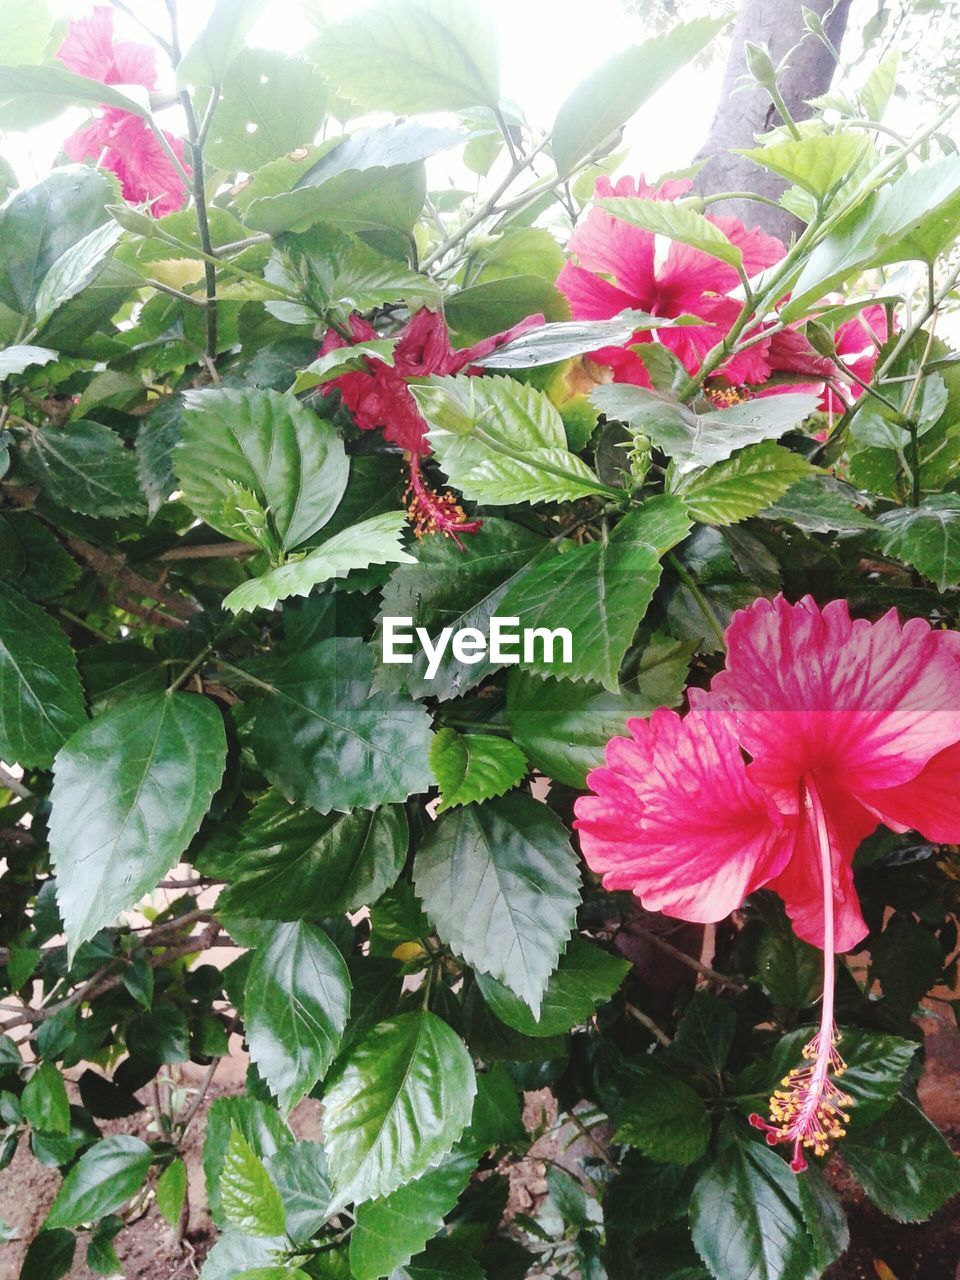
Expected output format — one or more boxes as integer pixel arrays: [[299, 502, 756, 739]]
[[1, 3, 960, 1279]]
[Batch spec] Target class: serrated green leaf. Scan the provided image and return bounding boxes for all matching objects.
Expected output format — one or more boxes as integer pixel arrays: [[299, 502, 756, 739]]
[[45, 1135, 153, 1229], [476, 937, 628, 1036], [0, 65, 149, 119], [18, 420, 145, 517], [49, 692, 226, 958], [499, 496, 691, 689], [842, 1098, 960, 1222], [206, 49, 328, 171], [740, 131, 875, 197], [761, 474, 876, 531], [769, 1026, 917, 1124], [156, 1158, 188, 1228], [177, 388, 349, 551], [323, 1011, 476, 1206], [33, 220, 124, 328], [474, 310, 699, 370], [176, 0, 267, 87], [18, 1228, 76, 1280], [203, 1097, 293, 1229], [309, 0, 500, 113], [414, 792, 580, 1016], [289, 340, 397, 394], [251, 636, 433, 813], [224, 512, 415, 614], [673, 442, 813, 526], [443, 275, 570, 345], [245, 921, 351, 1112], [876, 495, 960, 590], [668, 993, 736, 1077], [614, 1064, 710, 1165], [0, 343, 57, 379], [220, 1127, 288, 1238], [265, 1139, 332, 1243], [430, 728, 527, 811], [598, 196, 742, 267], [757, 928, 821, 1009], [0, 582, 86, 769]]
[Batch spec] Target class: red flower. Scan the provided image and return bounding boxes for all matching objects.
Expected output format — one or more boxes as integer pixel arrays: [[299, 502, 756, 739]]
[[575, 595, 960, 1169], [821, 305, 888, 415], [557, 175, 785, 386], [319, 308, 543, 545], [57, 7, 189, 218]]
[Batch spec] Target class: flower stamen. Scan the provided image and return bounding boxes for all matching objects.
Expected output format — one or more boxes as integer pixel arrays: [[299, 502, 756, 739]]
[[750, 779, 853, 1171], [404, 454, 482, 550]]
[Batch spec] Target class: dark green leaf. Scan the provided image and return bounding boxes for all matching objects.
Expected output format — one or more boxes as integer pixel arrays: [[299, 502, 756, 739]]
[[18, 420, 145, 518], [476, 937, 628, 1036], [614, 1064, 710, 1165], [796, 1164, 849, 1273], [265, 1139, 332, 1243], [393, 1238, 485, 1280], [776, 1026, 916, 1127], [220, 1127, 288, 1238], [877, 495, 960, 590], [756, 928, 822, 1009], [444, 276, 569, 345], [49, 692, 227, 956], [761, 475, 876, 532], [322, 1011, 476, 1205], [414, 792, 580, 1016], [669, 993, 737, 1077], [45, 1135, 152, 1228], [430, 729, 527, 811], [135, 398, 182, 519], [21, 1062, 70, 1135], [33, 220, 124, 328], [77, 642, 165, 714], [18, 1228, 76, 1280], [842, 1098, 960, 1222]]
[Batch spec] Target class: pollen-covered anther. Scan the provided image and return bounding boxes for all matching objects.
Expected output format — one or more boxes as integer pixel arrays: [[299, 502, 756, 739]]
[[706, 383, 750, 408], [749, 1031, 852, 1172], [404, 455, 482, 550]]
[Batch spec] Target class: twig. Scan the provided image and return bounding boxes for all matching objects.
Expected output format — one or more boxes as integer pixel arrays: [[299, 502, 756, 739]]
[[0, 765, 31, 800], [637, 926, 747, 993], [159, 542, 253, 560], [64, 536, 200, 619], [116, 597, 189, 629], [625, 1002, 673, 1047]]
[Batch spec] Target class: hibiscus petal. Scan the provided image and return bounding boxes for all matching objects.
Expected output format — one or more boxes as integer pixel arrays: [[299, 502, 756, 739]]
[[862, 740, 960, 843], [575, 707, 792, 923], [557, 262, 643, 322]]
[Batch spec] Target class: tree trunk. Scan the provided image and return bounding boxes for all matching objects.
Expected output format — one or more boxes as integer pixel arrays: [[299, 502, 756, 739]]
[[694, 0, 853, 240]]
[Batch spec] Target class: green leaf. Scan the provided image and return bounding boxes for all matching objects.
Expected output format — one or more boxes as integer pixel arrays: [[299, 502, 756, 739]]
[[290, 339, 398, 394], [245, 921, 351, 1112], [506, 633, 692, 788], [592, 385, 820, 473], [740, 131, 875, 197], [597, 196, 743, 268], [18, 1229, 76, 1280], [614, 1065, 710, 1165], [220, 1127, 288, 1238], [760, 474, 876, 532], [475, 311, 697, 370], [86, 1223, 123, 1278], [476, 937, 628, 1036], [156, 1158, 188, 1228], [444, 276, 569, 345], [672, 443, 813, 527], [786, 156, 960, 319], [604, 1152, 695, 1269], [251, 636, 433, 813], [309, 0, 500, 113], [49, 692, 227, 957], [0, 64, 149, 119], [796, 1164, 848, 1273], [769, 1027, 917, 1125], [377, 516, 547, 700], [265, 1139, 332, 1243], [218, 795, 406, 920], [394, 1239, 485, 1280], [350, 1149, 476, 1280], [669, 993, 736, 1077], [500, 497, 692, 689], [842, 1098, 960, 1222], [22, 1062, 70, 1136], [0, 582, 86, 769], [322, 1011, 477, 1205], [18, 420, 145, 517], [756, 928, 821, 1009], [176, 0, 267, 87], [203, 1097, 293, 1229], [469, 226, 564, 285], [199, 1231, 287, 1280], [223, 512, 416, 614], [135, 398, 182, 519], [77, 642, 165, 714], [414, 792, 581, 1016], [45, 1135, 153, 1229], [0, 343, 57, 379], [418, 374, 606, 505], [430, 729, 527, 811], [551, 18, 724, 175], [178, 388, 349, 551], [206, 49, 328, 171], [33, 220, 124, 328], [691, 1137, 815, 1280], [876, 495, 960, 590]]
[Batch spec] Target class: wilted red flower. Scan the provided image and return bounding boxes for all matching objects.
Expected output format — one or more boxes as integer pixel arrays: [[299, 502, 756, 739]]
[[57, 6, 189, 218], [319, 308, 542, 546], [575, 595, 960, 1170]]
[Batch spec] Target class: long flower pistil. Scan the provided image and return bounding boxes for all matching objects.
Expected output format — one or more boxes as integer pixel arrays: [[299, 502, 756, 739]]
[[750, 779, 853, 1171], [404, 454, 482, 550]]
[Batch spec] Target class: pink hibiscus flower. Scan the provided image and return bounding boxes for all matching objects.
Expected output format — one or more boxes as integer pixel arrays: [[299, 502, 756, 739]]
[[320, 308, 543, 545], [558, 175, 786, 387], [821, 305, 888, 415], [575, 595, 960, 1170], [57, 7, 189, 218]]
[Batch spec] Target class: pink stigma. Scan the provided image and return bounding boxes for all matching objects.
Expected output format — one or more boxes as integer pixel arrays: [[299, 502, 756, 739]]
[[749, 779, 853, 1171]]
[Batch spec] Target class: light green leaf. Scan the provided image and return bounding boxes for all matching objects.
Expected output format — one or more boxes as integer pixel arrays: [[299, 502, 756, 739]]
[[0, 582, 86, 769], [156, 1158, 188, 1228], [45, 1136, 153, 1229], [18, 420, 145, 517], [223, 512, 415, 614], [0, 344, 57, 379], [21, 1062, 70, 1135], [672, 442, 813, 526], [419, 374, 607, 505], [350, 1149, 476, 1280], [876, 495, 960, 590], [245, 921, 351, 1112], [206, 49, 328, 171], [218, 795, 407, 920], [177, 388, 349, 550], [501, 496, 691, 689], [49, 692, 227, 957], [475, 310, 701, 370], [33, 220, 124, 328], [203, 1097, 293, 1229], [476, 937, 628, 1036], [176, 0, 268, 87], [309, 0, 500, 113], [414, 792, 580, 1016], [289, 339, 397, 394], [220, 1127, 288, 1238], [251, 636, 433, 813], [430, 728, 527, 811], [739, 131, 876, 197], [842, 1098, 960, 1223], [592, 384, 820, 473], [199, 1232, 287, 1280], [760, 474, 876, 532], [323, 1011, 476, 1205], [690, 1137, 816, 1280], [0, 65, 149, 118], [598, 196, 743, 268], [551, 18, 724, 175]]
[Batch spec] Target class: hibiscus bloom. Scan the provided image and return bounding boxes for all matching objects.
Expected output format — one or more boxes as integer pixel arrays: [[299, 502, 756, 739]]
[[575, 595, 960, 1170], [319, 308, 542, 545], [57, 7, 189, 218], [820, 305, 888, 416]]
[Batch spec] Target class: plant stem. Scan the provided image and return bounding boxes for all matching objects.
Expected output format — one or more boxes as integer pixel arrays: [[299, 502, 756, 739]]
[[667, 554, 727, 650]]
